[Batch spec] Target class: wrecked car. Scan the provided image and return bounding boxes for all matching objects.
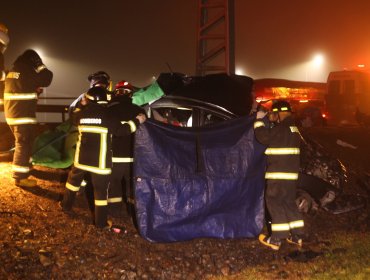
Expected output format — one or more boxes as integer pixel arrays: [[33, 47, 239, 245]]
[[143, 73, 347, 214]]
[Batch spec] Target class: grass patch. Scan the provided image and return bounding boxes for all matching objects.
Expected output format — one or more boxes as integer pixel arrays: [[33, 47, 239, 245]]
[[208, 231, 370, 280]]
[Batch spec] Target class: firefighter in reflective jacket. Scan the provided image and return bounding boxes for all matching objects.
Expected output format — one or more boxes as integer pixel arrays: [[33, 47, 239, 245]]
[[254, 100, 304, 250], [4, 49, 53, 187], [68, 70, 111, 116], [107, 82, 146, 217], [0, 23, 9, 105], [60, 87, 146, 229]]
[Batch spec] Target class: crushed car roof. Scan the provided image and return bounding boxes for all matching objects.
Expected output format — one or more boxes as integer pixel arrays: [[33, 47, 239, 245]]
[[156, 72, 254, 116]]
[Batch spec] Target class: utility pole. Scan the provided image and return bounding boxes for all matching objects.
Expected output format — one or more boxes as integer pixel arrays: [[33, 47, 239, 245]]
[[196, 0, 235, 76]]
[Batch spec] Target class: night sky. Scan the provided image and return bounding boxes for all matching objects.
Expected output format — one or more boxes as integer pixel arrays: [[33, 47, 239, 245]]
[[2, 0, 370, 99]]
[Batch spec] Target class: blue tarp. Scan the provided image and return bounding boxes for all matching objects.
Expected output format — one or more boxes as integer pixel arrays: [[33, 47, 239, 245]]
[[134, 115, 266, 242]]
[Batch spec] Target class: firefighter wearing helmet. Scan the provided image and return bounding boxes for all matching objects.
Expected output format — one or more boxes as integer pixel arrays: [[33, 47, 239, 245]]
[[4, 49, 53, 188], [0, 23, 10, 106], [114, 80, 134, 97], [106, 80, 146, 217], [253, 100, 304, 251], [88, 71, 111, 88], [68, 71, 111, 116], [60, 86, 145, 230]]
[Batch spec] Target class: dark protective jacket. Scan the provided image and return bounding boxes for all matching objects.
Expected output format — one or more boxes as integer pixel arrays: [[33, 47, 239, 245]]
[[254, 115, 301, 180], [108, 95, 144, 162], [3, 51, 53, 125], [0, 52, 5, 102], [72, 102, 140, 175]]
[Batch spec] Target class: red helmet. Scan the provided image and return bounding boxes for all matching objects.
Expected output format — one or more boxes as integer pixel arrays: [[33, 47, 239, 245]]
[[114, 80, 134, 95]]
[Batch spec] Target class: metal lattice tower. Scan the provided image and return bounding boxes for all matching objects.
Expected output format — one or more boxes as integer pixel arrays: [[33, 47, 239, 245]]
[[196, 0, 235, 76]]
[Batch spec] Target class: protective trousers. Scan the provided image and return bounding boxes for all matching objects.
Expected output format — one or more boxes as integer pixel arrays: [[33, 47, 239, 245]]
[[10, 124, 35, 180], [265, 179, 304, 239], [62, 166, 110, 228], [108, 162, 132, 213]]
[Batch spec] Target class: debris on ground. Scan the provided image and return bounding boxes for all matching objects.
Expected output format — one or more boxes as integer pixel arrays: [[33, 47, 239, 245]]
[[336, 139, 357, 149]]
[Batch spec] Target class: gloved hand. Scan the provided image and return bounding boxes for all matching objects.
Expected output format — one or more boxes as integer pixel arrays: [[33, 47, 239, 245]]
[[136, 113, 147, 124], [36, 87, 43, 95], [256, 110, 268, 119]]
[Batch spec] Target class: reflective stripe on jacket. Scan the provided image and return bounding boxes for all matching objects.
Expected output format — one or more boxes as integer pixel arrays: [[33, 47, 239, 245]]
[[112, 157, 134, 163], [4, 92, 38, 125], [3, 60, 53, 126], [74, 124, 111, 175], [108, 95, 144, 158], [254, 116, 301, 180]]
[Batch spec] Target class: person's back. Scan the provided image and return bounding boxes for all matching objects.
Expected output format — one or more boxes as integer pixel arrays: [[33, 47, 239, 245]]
[[255, 114, 300, 180], [74, 101, 113, 174], [62, 87, 116, 228]]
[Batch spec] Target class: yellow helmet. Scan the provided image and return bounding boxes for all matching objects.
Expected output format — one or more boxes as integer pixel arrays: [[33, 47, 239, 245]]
[[0, 23, 9, 49]]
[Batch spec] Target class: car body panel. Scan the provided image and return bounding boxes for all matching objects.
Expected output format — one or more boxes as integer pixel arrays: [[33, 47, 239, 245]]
[[144, 93, 347, 213]]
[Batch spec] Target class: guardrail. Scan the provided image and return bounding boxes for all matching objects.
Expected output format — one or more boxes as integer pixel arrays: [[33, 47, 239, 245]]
[[0, 96, 75, 123], [0, 104, 69, 122]]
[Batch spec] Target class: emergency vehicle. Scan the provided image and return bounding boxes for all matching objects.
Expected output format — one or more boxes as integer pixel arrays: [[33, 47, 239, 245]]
[[253, 78, 327, 126], [324, 70, 370, 125]]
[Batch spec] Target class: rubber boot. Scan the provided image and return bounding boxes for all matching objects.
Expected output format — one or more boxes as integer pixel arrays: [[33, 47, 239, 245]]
[[94, 205, 108, 228], [61, 189, 77, 211]]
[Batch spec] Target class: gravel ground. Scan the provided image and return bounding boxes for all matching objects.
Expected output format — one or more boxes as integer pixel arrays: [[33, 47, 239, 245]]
[[0, 124, 369, 279]]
